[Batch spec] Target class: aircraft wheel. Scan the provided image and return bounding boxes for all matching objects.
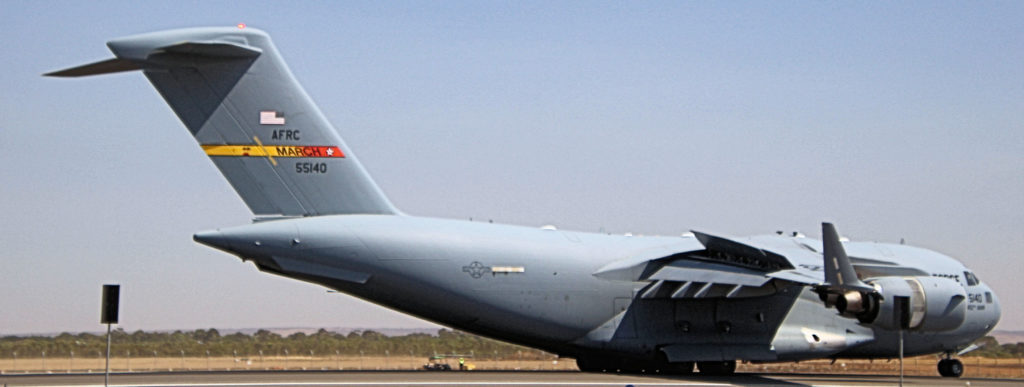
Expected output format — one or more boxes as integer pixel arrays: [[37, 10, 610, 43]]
[[669, 361, 695, 374], [654, 361, 694, 374], [652, 350, 694, 375], [697, 360, 736, 375], [575, 357, 600, 373], [948, 359, 964, 377], [938, 358, 963, 378]]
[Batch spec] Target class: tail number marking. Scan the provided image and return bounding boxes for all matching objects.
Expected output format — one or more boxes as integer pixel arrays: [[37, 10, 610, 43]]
[[296, 162, 327, 174]]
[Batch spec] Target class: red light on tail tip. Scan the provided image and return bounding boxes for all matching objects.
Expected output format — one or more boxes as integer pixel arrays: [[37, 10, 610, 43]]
[[237, 23, 246, 29]]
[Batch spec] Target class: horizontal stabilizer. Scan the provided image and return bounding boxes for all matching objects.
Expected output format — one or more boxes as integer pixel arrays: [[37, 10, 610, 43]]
[[44, 40, 260, 78], [44, 58, 140, 77], [155, 41, 261, 58]]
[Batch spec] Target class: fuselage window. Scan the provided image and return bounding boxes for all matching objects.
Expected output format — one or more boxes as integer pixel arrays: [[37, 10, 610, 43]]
[[985, 292, 993, 304], [964, 271, 980, 286]]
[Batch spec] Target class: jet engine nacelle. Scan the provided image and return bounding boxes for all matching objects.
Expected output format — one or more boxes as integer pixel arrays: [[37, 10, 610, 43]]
[[837, 277, 967, 332]]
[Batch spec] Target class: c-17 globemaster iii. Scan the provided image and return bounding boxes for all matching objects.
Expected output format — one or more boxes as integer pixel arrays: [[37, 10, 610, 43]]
[[48, 26, 1000, 377]]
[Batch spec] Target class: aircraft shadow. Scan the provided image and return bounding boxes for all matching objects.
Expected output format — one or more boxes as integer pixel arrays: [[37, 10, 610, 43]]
[[650, 373, 811, 386]]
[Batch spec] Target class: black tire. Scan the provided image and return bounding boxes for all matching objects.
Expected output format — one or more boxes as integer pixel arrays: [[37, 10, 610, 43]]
[[575, 357, 601, 373], [947, 359, 963, 377], [937, 358, 963, 378], [652, 349, 694, 375], [661, 361, 695, 374], [576, 356, 616, 373], [697, 360, 737, 375]]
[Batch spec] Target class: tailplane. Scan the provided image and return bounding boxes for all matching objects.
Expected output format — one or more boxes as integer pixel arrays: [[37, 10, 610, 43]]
[[47, 27, 397, 216]]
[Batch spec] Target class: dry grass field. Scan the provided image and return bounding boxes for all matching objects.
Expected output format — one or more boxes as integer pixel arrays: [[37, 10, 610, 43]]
[[0, 355, 577, 374], [744, 356, 1024, 379], [1, 355, 1021, 378]]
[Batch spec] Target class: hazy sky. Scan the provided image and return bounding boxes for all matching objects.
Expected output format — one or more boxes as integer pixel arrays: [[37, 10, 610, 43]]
[[2, 2, 1022, 335]]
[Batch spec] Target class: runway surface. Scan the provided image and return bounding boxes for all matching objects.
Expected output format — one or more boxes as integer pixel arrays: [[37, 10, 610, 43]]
[[0, 371, 1019, 387]]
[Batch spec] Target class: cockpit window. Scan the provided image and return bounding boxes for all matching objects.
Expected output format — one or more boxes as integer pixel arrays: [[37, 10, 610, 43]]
[[964, 271, 980, 286]]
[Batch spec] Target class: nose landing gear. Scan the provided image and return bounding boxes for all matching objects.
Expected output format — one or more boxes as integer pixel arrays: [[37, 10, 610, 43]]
[[937, 353, 963, 378]]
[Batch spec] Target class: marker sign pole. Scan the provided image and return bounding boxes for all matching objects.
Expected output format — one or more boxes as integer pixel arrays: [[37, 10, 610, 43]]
[[101, 284, 120, 387], [898, 329, 904, 387], [894, 296, 911, 387], [105, 322, 111, 385]]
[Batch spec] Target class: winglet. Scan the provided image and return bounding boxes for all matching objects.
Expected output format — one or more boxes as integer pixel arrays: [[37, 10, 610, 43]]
[[822, 222, 873, 292]]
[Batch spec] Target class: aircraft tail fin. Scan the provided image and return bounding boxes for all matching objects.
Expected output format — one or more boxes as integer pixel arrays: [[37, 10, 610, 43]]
[[46, 27, 398, 216]]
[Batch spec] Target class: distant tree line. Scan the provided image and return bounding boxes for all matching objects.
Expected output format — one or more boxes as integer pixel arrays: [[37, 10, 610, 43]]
[[1, 329, 1020, 360], [968, 336, 1024, 358], [0, 328, 549, 360]]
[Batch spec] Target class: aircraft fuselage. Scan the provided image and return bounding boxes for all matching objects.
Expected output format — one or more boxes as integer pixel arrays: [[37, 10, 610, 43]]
[[195, 214, 1000, 363]]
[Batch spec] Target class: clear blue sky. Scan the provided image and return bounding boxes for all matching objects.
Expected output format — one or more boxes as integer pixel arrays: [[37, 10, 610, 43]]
[[2, 1, 1022, 334]]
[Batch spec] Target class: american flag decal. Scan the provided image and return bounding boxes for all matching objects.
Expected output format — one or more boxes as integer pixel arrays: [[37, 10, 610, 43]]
[[259, 111, 285, 125]]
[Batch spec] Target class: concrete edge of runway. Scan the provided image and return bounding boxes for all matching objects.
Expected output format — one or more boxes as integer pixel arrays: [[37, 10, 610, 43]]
[[0, 369, 1021, 382]]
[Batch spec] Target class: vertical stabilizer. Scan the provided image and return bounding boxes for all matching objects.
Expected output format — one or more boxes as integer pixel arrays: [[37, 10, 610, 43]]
[[49, 27, 397, 216]]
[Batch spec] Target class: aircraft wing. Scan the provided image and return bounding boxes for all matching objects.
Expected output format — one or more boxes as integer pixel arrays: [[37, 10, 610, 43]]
[[594, 231, 827, 299]]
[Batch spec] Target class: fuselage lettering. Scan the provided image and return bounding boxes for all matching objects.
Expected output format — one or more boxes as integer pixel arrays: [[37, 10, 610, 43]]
[[276, 146, 300, 157], [295, 162, 327, 174], [271, 130, 300, 141]]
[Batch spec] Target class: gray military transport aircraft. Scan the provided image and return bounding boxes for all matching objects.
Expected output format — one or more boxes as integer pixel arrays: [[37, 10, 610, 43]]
[[48, 26, 1000, 377]]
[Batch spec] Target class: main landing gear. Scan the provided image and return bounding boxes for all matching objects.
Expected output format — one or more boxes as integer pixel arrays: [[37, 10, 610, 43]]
[[576, 356, 736, 375], [937, 353, 963, 378], [696, 360, 737, 375]]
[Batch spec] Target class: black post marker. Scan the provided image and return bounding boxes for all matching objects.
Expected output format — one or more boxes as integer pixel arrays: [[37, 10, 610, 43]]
[[101, 284, 120, 387]]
